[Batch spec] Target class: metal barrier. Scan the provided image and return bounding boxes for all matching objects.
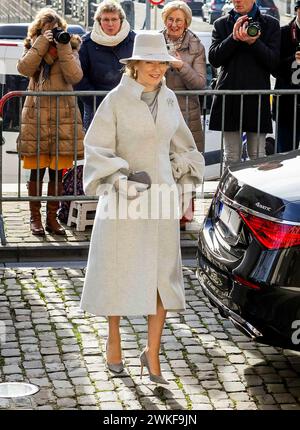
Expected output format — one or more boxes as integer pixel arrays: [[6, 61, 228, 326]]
[[0, 88, 299, 246]]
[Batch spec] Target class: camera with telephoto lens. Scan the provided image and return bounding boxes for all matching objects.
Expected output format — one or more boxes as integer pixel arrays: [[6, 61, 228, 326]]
[[246, 17, 261, 37], [52, 27, 71, 44]]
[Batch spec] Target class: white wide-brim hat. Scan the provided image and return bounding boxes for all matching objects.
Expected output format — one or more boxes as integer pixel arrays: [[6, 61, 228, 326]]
[[119, 32, 181, 64]]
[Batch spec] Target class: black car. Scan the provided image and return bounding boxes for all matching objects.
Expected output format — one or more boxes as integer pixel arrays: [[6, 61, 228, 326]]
[[197, 150, 300, 350]]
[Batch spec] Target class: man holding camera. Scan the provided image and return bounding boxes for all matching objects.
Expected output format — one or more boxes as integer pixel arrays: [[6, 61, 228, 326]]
[[208, 0, 280, 167], [273, 0, 300, 153]]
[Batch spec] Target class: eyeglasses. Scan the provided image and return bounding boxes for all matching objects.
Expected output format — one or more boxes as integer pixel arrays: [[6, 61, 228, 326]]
[[166, 17, 185, 26], [100, 18, 120, 24]]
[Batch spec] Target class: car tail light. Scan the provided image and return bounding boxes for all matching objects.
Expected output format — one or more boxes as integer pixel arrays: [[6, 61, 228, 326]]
[[0, 42, 18, 46], [234, 274, 260, 290], [239, 211, 300, 250]]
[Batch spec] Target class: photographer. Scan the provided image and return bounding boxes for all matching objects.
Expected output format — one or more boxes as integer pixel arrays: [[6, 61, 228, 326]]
[[17, 8, 84, 236], [273, 1, 300, 153], [208, 0, 280, 167]]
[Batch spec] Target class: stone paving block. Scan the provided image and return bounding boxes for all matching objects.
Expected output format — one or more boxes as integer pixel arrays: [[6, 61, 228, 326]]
[[52, 380, 73, 389], [98, 391, 119, 402], [258, 405, 280, 410], [223, 382, 246, 393], [100, 402, 123, 410], [273, 393, 297, 404], [45, 363, 65, 372], [29, 378, 52, 388], [117, 390, 138, 402], [191, 404, 213, 410], [235, 402, 257, 410], [48, 372, 69, 380], [280, 404, 300, 410], [26, 369, 47, 378], [212, 400, 234, 409], [54, 388, 76, 398], [77, 395, 98, 406], [2, 365, 23, 374], [71, 376, 92, 386], [1, 349, 21, 357], [57, 398, 77, 408], [208, 389, 228, 400], [229, 392, 252, 402], [0, 399, 11, 409], [189, 394, 210, 404]]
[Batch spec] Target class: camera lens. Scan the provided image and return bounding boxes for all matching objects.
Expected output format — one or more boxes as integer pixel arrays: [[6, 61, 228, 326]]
[[247, 25, 259, 37], [52, 28, 71, 44]]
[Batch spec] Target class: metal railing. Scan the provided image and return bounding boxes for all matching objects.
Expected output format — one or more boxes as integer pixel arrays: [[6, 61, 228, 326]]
[[0, 88, 299, 246]]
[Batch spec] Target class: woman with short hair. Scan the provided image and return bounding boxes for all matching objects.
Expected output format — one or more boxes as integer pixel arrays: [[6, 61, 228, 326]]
[[75, 0, 135, 130], [162, 0, 206, 153]]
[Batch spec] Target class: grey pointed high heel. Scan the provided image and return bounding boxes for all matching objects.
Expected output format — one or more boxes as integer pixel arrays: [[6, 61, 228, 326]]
[[140, 349, 169, 385], [105, 341, 124, 374]]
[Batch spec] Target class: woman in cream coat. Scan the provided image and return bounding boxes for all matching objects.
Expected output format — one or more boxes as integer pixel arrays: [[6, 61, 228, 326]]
[[80, 33, 204, 384]]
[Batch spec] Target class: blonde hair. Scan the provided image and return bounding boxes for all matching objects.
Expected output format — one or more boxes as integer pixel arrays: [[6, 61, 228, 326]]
[[27, 7, 67, 39], [124, 60, 140, 79], [94, 0, 126, 22], [161, 0, 192, 28]]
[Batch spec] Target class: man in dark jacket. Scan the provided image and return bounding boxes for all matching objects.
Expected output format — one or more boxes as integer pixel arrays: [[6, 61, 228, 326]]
[[209, 0, 280, 167], [273, 1, 300, 153]]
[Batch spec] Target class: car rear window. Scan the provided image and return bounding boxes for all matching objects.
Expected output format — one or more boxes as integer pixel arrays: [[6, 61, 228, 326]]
[[257, 0, 276, 8], [0, 25, 27, 39]]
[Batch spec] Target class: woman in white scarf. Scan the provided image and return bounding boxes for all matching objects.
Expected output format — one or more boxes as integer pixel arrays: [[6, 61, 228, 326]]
[[75, 0, 135, 129]]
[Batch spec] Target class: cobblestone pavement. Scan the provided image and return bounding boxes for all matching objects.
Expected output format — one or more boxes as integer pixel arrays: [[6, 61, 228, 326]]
[[1, 266, 300, 410]]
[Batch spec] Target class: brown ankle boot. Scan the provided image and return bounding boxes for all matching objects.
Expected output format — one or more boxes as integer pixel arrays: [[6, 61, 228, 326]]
[[46, 182, 66, 235], [27, 181, 45, 236]]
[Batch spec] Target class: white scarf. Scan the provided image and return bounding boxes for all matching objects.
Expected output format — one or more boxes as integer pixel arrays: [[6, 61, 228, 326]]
[[91, 19, 131, 47]]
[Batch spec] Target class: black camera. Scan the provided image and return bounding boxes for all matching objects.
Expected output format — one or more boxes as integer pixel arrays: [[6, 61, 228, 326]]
[[52, 27, 71, 44], [246, 17, 261, 37]]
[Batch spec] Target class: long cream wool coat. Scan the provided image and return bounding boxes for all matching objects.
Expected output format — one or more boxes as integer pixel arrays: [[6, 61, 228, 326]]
[[80, 74, 204, 316]]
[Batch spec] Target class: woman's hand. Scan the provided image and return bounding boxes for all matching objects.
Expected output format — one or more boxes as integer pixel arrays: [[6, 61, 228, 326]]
[[41, 29, 54, 43], [170, 51, 184, 70]]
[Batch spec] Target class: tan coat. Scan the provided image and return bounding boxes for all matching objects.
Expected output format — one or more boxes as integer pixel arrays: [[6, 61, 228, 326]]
[[164, 30, 206, 153], [17, 35, 84, 158], [80, 75, 205, 316]]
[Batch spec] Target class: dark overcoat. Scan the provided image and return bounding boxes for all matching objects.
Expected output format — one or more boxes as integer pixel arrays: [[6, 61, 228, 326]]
[[209, 9, 280, 133]]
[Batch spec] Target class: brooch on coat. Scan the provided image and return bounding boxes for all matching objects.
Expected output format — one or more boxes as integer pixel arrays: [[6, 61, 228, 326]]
[[167, 98, 174, 107]]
